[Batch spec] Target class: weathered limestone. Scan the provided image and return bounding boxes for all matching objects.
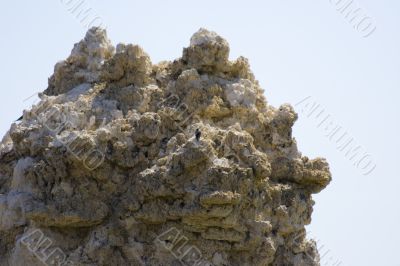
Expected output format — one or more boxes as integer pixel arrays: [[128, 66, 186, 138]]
[[0, 27, 331, 266]]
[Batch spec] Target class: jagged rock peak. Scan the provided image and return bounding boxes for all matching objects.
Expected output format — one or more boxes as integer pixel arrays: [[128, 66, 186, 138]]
[[190, 28, 229, 47], [0, 27, 331, 266]]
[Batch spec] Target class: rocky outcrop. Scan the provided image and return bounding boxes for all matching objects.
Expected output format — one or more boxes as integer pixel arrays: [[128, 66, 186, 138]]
[[0, 28, 331, 266]]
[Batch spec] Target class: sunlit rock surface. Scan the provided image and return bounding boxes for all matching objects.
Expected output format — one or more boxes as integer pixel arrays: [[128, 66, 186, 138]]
[[0, 28, 331, 266]]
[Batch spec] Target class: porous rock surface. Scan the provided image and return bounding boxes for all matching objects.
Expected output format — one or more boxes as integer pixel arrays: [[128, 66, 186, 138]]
[[0, 28, 331, 266]]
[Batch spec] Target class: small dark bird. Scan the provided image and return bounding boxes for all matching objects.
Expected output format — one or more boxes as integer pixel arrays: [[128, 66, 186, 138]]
[[15, 115, 23, 122], [195, 128, 201, 142]]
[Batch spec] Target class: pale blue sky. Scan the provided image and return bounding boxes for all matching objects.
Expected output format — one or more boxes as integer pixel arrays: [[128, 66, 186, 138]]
[[1, 1, 399, 265]]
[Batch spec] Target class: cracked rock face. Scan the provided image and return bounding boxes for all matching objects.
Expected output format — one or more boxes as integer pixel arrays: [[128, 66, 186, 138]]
[[0, 28, 331, 266]]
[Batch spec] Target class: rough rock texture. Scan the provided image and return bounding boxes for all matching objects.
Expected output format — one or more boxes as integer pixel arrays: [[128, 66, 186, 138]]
[[0, 28, 331, 266]]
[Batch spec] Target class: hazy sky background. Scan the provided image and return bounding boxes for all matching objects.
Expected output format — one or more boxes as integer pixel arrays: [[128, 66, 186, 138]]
[[0, 1, 399, 265]]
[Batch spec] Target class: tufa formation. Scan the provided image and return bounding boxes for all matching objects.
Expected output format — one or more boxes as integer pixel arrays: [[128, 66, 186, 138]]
[[0, 28, 331, 266]]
